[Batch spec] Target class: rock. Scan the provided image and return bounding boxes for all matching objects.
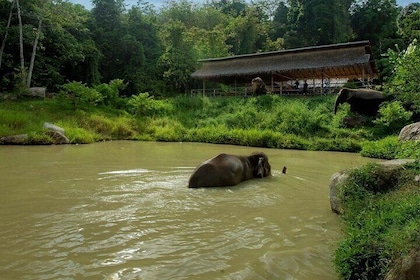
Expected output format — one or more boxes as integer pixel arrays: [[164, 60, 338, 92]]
[[399, 122, 420, 141], [29, 87, 46, 98], [385, 250, 420, 280], [329, 159, 416, 215], [0, 134, 28, 144], [342, 115, 366, 128], [329, 171, 349, 214], [43, 122, 69, 144], [47, 131, 70, 144], [43, 122, 65, 134]]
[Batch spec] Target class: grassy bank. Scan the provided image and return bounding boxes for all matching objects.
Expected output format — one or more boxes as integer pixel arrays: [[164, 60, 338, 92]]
[[0, 94, 396, 151], [334, 161, 420, 279], [1, 93, 419, 158]]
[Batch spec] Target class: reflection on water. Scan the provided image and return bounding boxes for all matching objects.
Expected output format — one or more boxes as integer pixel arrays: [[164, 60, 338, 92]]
[[0, 141, 377, 279]]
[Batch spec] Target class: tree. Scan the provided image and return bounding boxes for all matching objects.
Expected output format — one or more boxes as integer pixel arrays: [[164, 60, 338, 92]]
[[350, 0, 399, 55], [385, 40, 420, 120], [284, 0, 353, 48], [0, 0, 15, 69], [397, 3, 420, 44], [271, 1, 289, 41], [158, 20, 197, 93], [91, 0, 125, 82]]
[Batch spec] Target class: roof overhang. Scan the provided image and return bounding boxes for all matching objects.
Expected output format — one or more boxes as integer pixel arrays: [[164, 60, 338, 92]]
[[191, 41, 377, 83]]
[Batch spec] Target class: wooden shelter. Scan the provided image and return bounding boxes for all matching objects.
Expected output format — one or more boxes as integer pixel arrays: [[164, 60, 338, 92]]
[[191, 41, 377, 95]]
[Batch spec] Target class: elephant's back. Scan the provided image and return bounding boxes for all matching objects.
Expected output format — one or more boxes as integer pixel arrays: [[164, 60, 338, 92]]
[[188, 162, 219, 188]]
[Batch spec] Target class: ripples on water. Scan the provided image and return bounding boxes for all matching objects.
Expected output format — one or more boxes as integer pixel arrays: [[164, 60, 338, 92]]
[[0, 142, 374, 279]]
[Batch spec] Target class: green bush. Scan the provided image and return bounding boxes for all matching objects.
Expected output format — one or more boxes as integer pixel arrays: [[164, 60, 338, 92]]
[[57, 81, 103, 109], [94, 79, 126, 106], [128, 92, 173, 117], [374, 101, 412, 133], [361, 137, 399, 159], [334, 162, 420, 280], [361, 136, 420, 159], [385, 40, 420, 117]]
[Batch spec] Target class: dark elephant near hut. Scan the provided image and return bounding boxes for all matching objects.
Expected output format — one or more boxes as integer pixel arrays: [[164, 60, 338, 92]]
[[251, 77, 267, 96], [188, 152, 271, 188], [334, 88, 386, 116]]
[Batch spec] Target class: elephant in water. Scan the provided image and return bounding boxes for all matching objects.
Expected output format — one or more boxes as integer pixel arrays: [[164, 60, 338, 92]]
[[334, 88, 386, 116], [188, 152, 271, 188]]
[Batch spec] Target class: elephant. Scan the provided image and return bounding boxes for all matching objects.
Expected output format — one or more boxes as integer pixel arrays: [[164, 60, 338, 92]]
[[251, 77, 267, 96], [334, 88, 386, 116], [188, 152, 271, 188]]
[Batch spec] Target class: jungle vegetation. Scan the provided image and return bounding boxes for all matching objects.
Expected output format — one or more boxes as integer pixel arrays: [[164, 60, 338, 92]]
[[1, 0, 420, 94], [1, 1, 420, 279]]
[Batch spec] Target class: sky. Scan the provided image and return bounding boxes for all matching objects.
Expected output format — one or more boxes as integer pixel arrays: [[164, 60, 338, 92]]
[[69, 0, 418, 11]]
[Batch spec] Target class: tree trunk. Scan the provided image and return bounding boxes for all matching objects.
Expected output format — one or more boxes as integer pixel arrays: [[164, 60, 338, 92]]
[[27, 17, 43, 87], [0, 0, 15, 69], [16, 0, 26, 85]]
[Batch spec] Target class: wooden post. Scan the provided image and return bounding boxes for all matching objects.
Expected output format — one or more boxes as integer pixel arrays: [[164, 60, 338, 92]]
[[362, 68, 365, 87], [203, 80, 206, 96], [271, 72, 274, 93]]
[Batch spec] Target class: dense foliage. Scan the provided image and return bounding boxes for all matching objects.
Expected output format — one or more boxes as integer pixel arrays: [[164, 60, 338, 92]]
[[1, 0, 420, 95], [334, 161, 420, 279]]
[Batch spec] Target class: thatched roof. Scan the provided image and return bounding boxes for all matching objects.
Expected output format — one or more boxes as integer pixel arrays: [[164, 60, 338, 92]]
[[191, 41, 377, 83]]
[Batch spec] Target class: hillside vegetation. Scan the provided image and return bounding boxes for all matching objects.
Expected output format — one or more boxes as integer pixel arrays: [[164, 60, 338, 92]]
[[1, 89, 419, 160]]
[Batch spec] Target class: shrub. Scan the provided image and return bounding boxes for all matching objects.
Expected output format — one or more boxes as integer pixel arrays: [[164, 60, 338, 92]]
[[361, 136, 420, 160], [57, 81, 103, 109], [385, 40, 420, 117], [94, 79, 126, 107], [127, 92, 173, 117], [361, 137, 399, 159], [65, 127, 97, 143], [374, 101, 412, 133]]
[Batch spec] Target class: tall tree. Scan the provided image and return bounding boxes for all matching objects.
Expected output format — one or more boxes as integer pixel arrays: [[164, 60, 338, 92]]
[[158, 19, 197, 93], [285, 0, 353, 48], [91, 0, 125, 82], [350, 0, 399, 55], [397, 3, 420, 44], [0, 0, 15, 69]]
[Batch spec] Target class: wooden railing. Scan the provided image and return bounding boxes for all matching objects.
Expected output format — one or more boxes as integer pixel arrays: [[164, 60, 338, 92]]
[[191, 86, 338, 97]]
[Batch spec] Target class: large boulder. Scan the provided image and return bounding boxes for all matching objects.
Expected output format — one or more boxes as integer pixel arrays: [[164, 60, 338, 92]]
[[329, 159, 416, 215], [29, 87, 46, 98], [329, 171, 349, 214], [399, 122, 420, 141], [43, 122, 69, 144]]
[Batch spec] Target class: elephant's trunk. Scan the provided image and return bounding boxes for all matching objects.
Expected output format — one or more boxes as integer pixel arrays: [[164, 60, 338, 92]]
[[256, 157, 264, 178], [334, 98, 340, 114], [334, 89, 346, 114]]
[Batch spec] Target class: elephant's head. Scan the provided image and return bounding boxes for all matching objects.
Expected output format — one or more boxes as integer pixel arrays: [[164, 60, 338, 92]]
[[334, 88, 385, 115], [251, 77, 267, 95], [334, 88, 352, 114], [251, 152, 271, 178]]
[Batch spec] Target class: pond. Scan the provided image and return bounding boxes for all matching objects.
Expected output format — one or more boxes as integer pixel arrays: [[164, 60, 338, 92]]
[[0, 141, 376, 279]]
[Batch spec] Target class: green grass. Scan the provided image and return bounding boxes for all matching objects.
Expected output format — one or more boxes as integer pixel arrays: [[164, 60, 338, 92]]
[[334, 162, 420, 279], [0, 94, 417, 159]]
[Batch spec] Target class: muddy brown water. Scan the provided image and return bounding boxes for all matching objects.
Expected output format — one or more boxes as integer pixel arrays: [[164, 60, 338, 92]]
[[0, 141, 377, 279]]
